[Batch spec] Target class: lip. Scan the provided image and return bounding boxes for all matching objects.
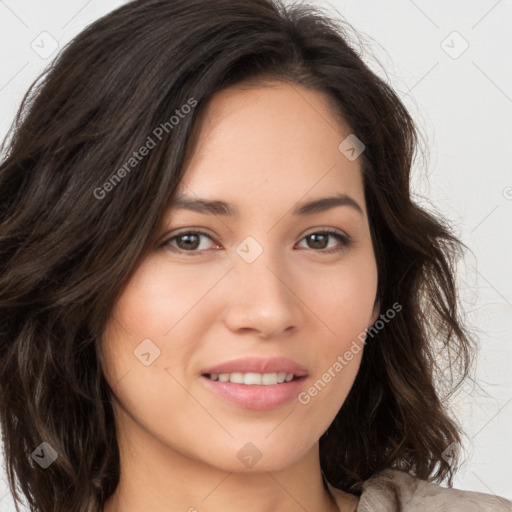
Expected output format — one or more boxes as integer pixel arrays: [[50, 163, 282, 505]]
[[201, 375, 308, 410], [201, 356, 308, 377], [200, 357, 309, 410]]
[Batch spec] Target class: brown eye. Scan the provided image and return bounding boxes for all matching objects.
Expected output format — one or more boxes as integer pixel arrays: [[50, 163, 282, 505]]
[[163, 231, 218, 253], [297, 230, 352, 254], [306, 233, 330, 250], [161, 229, 352, 256]]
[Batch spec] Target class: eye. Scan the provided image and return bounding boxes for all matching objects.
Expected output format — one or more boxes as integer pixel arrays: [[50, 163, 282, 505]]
[[161, 228, 352, 255], [162, 230, 219, 254], [296, 229, 352, 254]]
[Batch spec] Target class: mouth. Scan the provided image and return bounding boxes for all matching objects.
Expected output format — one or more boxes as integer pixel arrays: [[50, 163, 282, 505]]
[[200, 374, 307, 410], [200, 356, 308, 379], [203, 372, 303, 385], [199, 357, 309, 410]]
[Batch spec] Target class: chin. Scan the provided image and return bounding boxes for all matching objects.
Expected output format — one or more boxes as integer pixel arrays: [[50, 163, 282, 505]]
[[196, 435, 314, 474]]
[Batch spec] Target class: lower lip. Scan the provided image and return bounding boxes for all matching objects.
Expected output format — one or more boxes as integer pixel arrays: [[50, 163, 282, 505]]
[[200, 375, 307, 410]]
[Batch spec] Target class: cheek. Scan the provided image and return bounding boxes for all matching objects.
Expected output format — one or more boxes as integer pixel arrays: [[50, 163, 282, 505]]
[[99, 261, 211, 442], [302, 251, 376, 400], [307, 250, 378, 345], [109, 256, 229, 340], [100, 256, 231, 391]]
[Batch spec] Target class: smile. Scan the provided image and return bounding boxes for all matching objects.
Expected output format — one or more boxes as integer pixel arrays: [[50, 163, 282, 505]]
[[205, 372, 297, 385], [200, 373, 308, 410]]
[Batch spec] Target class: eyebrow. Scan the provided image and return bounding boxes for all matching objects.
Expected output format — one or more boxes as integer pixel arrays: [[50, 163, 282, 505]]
[[167, 192, 364, 217]]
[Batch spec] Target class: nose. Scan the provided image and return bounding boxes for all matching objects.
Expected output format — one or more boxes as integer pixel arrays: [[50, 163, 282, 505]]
[[220, 245, 302, 339]]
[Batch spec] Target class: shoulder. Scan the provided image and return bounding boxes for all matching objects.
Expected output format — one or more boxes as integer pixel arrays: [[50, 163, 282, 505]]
[[327, 469, 512, 512]]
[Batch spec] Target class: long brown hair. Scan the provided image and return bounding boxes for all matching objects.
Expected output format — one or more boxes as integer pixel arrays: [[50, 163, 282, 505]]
[[0, 0, 474, 510]]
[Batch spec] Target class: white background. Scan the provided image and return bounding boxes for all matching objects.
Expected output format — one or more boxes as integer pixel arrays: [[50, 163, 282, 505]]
[[0, 0, 511, 509]]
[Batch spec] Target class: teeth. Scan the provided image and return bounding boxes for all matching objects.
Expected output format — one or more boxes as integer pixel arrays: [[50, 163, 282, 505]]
[[207, 372, 296, 385]]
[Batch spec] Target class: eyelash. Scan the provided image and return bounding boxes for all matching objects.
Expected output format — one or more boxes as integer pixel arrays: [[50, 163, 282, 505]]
[[161, 228, 352, 256]]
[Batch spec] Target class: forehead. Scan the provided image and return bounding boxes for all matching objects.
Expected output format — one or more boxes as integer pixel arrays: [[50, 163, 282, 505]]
[[176, 80, 365, 213]]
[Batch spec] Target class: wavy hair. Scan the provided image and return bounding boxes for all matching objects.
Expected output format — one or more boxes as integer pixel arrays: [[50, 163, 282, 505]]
[[0, 0, 474, 510]]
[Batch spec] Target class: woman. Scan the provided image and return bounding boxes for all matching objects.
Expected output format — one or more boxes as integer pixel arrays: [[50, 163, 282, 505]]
[[0, 0, 510, 511]]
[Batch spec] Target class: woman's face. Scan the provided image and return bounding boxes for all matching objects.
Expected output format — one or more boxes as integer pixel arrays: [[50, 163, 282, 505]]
[[100, 81, 379, 474]]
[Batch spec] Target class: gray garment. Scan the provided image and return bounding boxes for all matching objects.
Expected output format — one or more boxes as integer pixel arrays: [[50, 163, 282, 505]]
[[327, 469, 512, 511]]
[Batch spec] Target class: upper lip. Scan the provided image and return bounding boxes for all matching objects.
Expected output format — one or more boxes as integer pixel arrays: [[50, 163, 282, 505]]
[[201, 357, 308, 377]]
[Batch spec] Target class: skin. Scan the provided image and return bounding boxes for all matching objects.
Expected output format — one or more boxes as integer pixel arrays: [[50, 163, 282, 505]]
[[101, 80, 379, 512]]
